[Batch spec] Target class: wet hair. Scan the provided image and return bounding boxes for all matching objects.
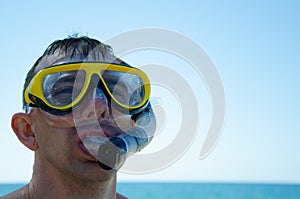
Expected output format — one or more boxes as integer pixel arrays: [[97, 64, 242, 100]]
[[22, 35, 114, 111]]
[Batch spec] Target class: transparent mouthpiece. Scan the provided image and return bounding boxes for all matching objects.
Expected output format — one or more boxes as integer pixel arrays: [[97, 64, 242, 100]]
[[81, 106, 156, 170], [82, 136, 109, 158]]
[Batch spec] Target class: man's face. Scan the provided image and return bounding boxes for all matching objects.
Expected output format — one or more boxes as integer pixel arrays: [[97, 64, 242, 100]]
[[29, 52, 133, 182]]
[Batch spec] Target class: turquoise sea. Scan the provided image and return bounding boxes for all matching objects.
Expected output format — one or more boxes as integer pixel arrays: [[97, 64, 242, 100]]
[[1, 182, 300, 199]]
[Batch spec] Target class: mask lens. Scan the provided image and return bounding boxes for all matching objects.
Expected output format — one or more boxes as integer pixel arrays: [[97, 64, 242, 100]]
[[42, 70, 86, 107], [102, 70, 145, 107]]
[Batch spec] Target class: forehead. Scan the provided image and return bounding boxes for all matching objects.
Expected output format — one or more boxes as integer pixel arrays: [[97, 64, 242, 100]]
[[34, 49, 117, 73]]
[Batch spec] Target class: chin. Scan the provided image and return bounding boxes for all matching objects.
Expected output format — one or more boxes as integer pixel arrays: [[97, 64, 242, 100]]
[[69, 159, 117, 182]]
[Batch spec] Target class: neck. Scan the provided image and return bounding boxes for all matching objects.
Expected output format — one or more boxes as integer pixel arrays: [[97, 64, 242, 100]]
[[29, 155, 118, 199]]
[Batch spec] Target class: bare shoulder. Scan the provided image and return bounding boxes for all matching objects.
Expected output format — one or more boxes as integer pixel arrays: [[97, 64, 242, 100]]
[[117, 192, 128, 199], [0, 184, 29, 199]]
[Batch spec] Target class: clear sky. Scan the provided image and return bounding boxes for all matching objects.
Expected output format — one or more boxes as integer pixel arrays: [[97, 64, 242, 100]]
[[0, 0, 299, 184]]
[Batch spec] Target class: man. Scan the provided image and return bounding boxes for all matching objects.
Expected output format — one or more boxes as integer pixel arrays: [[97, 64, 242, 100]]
[[2, 36, 155, 199]]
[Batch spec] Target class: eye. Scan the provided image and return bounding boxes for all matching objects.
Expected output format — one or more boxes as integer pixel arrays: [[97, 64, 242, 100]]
[[43, 71, 86, 107], [52, 86, 73, 97], [51, 78, 83, 105], [51, 85, 74, 105], [51, 75, 82, 98]]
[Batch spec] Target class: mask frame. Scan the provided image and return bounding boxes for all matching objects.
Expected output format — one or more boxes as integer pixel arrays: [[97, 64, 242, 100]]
[[24, 62, 150, 115]]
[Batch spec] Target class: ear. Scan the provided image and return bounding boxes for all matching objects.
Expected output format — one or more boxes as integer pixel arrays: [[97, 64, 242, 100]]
[[11, 113, 39, 151]]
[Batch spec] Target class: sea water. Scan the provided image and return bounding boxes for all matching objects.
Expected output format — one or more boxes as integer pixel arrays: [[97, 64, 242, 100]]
[[1, 182, 300, 199]]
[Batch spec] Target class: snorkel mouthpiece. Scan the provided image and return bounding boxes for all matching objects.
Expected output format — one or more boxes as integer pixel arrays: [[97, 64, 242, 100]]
[[99, 105, 155, 170], [97, 137, 127, 170], [82, 104, 156, 170]]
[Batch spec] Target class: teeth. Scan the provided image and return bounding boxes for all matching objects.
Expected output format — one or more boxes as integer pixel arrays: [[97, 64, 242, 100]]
[[82, 136, 109, 157]]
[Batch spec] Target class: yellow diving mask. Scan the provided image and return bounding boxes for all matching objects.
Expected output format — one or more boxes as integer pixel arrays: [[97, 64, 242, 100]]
[[24, 62, 150, 115]]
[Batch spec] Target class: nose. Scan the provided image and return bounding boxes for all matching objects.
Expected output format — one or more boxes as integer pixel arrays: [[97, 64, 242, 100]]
[[73, 78, 109, 121]]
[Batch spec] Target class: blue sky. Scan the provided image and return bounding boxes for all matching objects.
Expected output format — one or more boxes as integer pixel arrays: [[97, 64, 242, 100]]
[[0, 0, 299, 183]]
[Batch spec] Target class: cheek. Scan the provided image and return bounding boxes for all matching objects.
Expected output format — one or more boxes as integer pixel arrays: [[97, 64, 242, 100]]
[[34, 120, 76, 162]]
